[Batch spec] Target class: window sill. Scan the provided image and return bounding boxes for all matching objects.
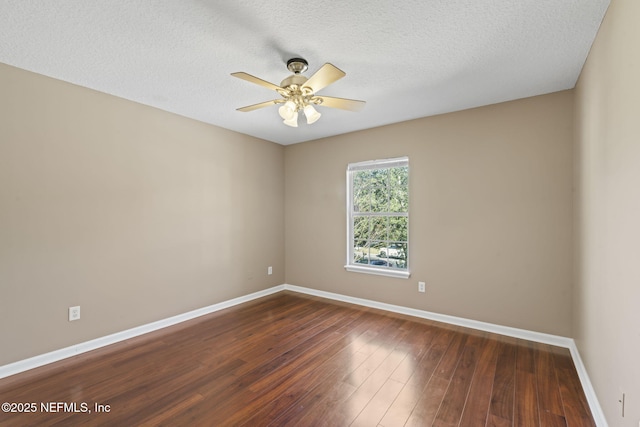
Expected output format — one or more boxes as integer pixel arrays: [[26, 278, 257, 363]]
[[344, 264, 411, 279]]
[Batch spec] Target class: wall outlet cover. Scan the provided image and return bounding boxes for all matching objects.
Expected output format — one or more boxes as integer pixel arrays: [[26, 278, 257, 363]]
[[69, 306, 81, 321]]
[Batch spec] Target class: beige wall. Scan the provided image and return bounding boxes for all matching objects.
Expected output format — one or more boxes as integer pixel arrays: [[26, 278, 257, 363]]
[[0, 63, 285, 365], [0, 61, 578, 376], [574, 0, 640, 424], [285, 91, 574, 337]]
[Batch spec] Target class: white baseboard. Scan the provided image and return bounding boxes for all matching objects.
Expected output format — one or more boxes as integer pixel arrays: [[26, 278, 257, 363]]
[[284, 284, 572, 347], [0, 285, 285, 380], [566, 341, 607, 426], [282, 284, 607, 427], [0, 283, 606, 426]]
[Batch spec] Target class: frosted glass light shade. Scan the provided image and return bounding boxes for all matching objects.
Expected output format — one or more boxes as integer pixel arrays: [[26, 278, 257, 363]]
[[278, 101, 296, 120], [303, 105, 321, 124], [283, 111, 298, 127]]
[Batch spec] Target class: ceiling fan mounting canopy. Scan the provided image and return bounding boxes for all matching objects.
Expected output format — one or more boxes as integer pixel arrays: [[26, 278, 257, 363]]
[[286, 58, 308, 74], [231, 57, 365, 127]]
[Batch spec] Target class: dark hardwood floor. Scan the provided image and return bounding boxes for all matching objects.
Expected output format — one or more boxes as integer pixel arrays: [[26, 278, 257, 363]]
[[0, 291, 595, 426]]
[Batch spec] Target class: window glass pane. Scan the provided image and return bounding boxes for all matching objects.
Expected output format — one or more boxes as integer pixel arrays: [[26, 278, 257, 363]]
[[353, 240, 370, 264], [382, 242, 406, 259], [399, 243, 408, 268], [370, 242, 388, 267], [370, 168, 388, 187], [389, 217, 408, 242], [370, 185, 389, 212], [386, 243, 407, 269], [390, 187, 408, 212], [353, 170, 373, 189], [353, 216, 369, 241], [391, 258, 407, 269], [353, 187, 371, 213], [370, 217, 388, 242], [390, 166, 408, 188]]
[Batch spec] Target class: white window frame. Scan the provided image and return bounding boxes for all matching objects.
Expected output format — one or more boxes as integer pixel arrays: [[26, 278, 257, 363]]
[[345, 156, 410, 279]]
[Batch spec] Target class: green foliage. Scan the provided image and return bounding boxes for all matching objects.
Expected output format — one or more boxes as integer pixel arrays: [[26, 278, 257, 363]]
[[353, 167, 408, 214]]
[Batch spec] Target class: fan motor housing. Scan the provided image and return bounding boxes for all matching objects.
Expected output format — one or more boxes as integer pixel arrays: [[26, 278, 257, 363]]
[[280, 74, 308, 88]]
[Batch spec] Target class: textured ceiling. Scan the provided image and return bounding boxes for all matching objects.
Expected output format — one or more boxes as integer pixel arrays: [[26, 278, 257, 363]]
[[0, 0, 609, 145]]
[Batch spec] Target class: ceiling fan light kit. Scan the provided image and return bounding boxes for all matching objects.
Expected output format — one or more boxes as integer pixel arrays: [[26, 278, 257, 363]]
[[232, 57, 365, 127]]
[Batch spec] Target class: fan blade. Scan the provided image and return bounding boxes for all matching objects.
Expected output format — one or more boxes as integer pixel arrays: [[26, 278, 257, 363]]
[[231, 72, 282, 91], [302, 63, 346, 93], [316, 96, 366, 111], [236, 100, 280, 112]]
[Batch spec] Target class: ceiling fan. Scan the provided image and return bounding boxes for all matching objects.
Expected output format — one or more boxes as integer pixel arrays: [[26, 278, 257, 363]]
[[231, 58, 365, 127]]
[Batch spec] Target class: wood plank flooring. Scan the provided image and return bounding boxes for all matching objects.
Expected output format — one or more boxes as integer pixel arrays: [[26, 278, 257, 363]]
[[0, 291, 595, 426]]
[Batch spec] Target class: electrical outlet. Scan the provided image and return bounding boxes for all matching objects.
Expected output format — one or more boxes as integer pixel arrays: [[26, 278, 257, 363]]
[[268, 266, 272, 275], [68, 306, 80, 321], [418, 281, 425, 293]]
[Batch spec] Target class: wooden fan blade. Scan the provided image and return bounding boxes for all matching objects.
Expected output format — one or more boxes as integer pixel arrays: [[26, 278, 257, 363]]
[[231, 72, 282, 91], [236, 100, 280, 112], [302, 63, 346, 93], [316, 96, 366, 111]]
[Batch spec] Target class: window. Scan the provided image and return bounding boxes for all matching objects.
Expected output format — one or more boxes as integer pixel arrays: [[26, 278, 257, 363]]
[[345, 157, 409, 279]]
